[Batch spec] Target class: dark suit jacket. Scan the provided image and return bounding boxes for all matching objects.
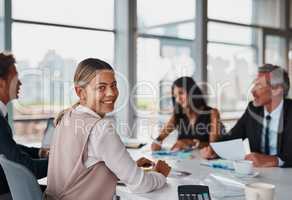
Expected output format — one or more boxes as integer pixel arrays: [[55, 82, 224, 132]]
[[221, 99, 292, 167], [0, 115, 48, 195]]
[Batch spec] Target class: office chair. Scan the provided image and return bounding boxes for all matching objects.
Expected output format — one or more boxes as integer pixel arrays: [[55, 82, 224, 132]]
[[0, 155, 43, 200]]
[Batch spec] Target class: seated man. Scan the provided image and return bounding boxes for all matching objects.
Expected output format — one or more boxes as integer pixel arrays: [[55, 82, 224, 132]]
[[0, 52, 48, 195], [201, 64, 292, 167]]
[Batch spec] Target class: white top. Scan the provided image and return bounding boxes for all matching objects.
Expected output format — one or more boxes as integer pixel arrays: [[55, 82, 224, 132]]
[[0, 100, 7, 117], [75, 105, 166, 193]]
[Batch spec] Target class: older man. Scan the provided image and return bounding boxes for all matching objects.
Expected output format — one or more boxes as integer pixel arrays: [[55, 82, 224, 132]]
[[201, 64, 292, 167], [0, 52, 48, 195]]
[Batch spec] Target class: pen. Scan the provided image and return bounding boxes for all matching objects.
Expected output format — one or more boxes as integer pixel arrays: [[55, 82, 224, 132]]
[[200, 162, 234, 171]]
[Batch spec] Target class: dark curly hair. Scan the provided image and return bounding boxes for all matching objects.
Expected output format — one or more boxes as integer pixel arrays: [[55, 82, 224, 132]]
[[171, 76, 208, 126]]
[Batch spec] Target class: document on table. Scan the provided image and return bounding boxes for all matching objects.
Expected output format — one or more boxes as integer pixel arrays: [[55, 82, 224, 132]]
[[210, 139, 251, 160]]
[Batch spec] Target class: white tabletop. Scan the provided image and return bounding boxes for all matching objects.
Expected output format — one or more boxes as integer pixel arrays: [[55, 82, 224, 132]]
[[38, 139, 292, 200], [116, 148, 292, 200]]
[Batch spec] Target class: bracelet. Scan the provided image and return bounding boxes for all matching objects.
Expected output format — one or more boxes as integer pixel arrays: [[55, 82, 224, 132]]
[[192, 139, 200, 149]]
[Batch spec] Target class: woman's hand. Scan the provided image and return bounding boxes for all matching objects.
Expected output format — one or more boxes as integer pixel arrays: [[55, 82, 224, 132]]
[[200, 146, 217, 159], [151, 142, 162, 151], [154, 160, 171, 177], [136, 157, 154, 167], [171, 139, 199, 151], [171, 140, 189, 151]]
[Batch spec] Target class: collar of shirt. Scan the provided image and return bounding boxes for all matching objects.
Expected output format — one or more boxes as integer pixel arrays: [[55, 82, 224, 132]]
[[0, 100, 7, 117], [75, 105, 102, 119], [264, 100, 283, 120]]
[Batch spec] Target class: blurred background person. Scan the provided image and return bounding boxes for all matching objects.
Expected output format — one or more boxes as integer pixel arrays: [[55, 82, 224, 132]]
[[201, 64, 292, 168], [151, 76, 225, 152], [0, 52, 48, 196]]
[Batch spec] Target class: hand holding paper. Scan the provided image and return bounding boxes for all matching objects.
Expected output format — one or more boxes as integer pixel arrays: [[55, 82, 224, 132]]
[[210, 139, 251, 160]]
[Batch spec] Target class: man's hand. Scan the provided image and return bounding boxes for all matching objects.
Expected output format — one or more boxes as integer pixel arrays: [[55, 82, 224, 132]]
[[245, 153, 278, 167], [38, 148, 50, 158], [200, 146, 218, 160], [136, 157, 154, 168]]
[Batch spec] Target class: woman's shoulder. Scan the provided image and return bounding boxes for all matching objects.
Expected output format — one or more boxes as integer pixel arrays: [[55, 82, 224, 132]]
[[210, 107, 219, 115], [90, 116, 117, 140], [95, 116, 115, 128], [208, 107, 220, 119], [202, 106, 219, 114], [196, 107, 220, 123]]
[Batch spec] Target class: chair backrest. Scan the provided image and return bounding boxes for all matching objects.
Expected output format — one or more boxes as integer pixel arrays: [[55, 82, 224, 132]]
[[0, 155, 43, 200]]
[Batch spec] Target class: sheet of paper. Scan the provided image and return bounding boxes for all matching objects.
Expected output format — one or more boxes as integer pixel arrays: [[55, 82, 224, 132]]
[[243, 138, 251, 154], [210, 139, 247, 160]]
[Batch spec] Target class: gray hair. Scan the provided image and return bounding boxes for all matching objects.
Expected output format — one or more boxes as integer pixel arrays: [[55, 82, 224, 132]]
[[258, 64, 290, 97]]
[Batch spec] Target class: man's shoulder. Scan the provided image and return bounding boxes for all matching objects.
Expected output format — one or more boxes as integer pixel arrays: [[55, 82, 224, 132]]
[[0, 115, 6, 121], [0, 116, 9, 131], [246, 101, 263, 114], [284, 99, 292, 107], [0, 116, 12, 140], [283, 99, 292, 116]]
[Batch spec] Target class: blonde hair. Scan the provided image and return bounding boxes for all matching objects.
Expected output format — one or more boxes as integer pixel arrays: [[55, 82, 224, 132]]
[[54, 58, 114, 126]]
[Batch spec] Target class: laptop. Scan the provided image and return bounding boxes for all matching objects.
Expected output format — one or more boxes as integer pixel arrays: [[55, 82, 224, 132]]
[[41, 118, 55, 148]]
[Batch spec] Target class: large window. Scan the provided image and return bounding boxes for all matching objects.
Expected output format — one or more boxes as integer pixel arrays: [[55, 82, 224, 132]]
[[138, 0, 195, 39], [0, 0, 4, 50], [208, 0, 284, 28], [207, 0, 286, 116], [134, 0, 197, 140], [11, 0, 115, 144], [207, 22, 259, 112], [12, 0, 114, 29], [4, 0, 292, 143], [137, 0, 196, 117], [265, 35, 287, 68]]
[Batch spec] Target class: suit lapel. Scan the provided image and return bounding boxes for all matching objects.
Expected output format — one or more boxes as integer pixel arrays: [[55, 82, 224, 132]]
[[254, 107, 264, 152], [277, 99, 286, 154], [0, 115, 13, 138]]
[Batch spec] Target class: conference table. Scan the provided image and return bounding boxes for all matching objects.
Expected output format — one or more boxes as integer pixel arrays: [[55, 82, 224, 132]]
[[38, 142, 292, 200], [116, 147, 292, 200]]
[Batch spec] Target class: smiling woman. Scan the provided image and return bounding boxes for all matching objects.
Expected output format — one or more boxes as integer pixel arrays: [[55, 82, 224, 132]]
[[83, 73, 118, 116], [74, 59, 118, 117], [45, 58, 171, 200], [53, 58, 116, 125]]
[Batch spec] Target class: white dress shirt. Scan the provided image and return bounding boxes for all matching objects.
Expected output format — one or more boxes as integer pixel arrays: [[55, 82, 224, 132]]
[[262, 100, 284, 166], [0, 100, 7, 117], [75, 105, 166, 193]]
